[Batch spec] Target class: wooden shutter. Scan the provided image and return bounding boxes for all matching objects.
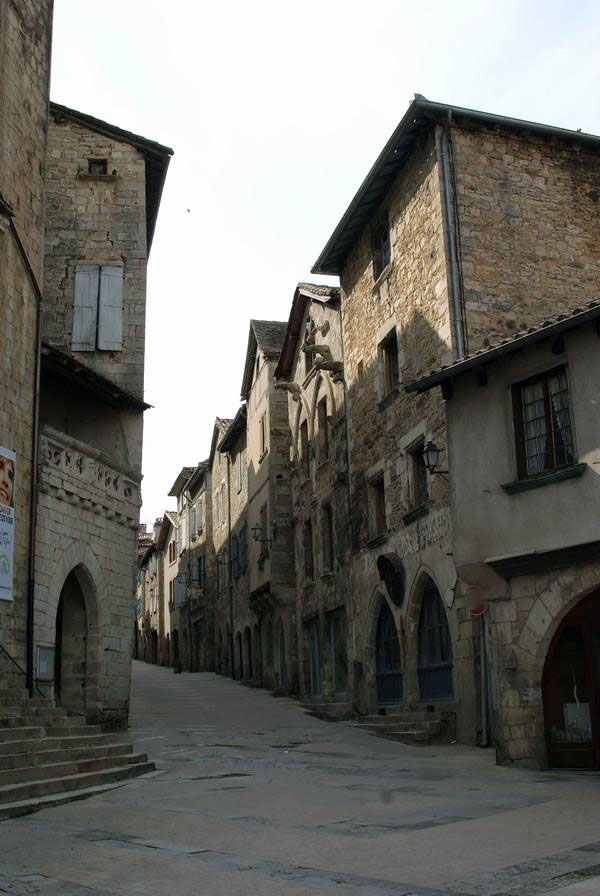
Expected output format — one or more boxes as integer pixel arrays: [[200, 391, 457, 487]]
[[98, 265, 123, 350], [72, 264, 99, 351]]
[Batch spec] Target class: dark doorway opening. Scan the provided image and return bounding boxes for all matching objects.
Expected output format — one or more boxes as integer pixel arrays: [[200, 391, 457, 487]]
[[55, 572, 88, 714], [375, 600, 403, 705], [543, 589, 600, 769]]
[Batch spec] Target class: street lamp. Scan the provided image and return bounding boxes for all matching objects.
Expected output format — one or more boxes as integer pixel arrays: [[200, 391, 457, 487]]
[[423, 440, 449, 480]]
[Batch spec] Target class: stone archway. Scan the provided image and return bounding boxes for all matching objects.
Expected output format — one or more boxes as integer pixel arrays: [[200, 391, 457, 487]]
[[542, 588, 600, 769], [54, 564, 100, 718]]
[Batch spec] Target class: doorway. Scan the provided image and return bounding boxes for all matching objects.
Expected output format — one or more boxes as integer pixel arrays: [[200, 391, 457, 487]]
[[543, 589, 600, 769], [417, 580, 454, 701], [55, 571, 88, 714]]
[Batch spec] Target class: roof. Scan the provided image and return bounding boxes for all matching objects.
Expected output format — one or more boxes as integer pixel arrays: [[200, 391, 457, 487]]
[[405, 300, 600, 394], [168, 466, 196, 497], [41, 343, 150, 411], [209, 417, 234, 466], [185, 460, 210, 497], [275, 282, 341, 380], [49, 101, 173, 252], [312, 96, 600, 276], [240, 320, 287, 399], [219, 405, 247, 454], [156, 510, 177, 551]]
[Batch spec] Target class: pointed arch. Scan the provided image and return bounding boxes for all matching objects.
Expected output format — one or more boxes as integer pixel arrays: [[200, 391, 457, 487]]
[[412, 573, 454, 701]]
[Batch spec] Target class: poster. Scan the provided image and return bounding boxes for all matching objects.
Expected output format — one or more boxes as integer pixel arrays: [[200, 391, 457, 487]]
[[0, 445, 16, 601]]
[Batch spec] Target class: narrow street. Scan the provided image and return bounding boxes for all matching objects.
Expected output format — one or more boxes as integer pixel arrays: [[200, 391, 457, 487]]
[[1, 661, 600, 896]]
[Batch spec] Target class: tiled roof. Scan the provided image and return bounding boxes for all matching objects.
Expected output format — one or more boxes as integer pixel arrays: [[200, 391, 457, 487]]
[[406, 300, 600, 394], [167, 466, 196, 497], [250, 320, 288, 359], [296, 282, 340, 300]]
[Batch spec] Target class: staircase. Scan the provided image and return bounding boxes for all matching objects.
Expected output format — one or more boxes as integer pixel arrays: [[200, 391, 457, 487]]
[[350, 705, 456, 745], [0, 690, 154, 820], [301, 700, 354, 722]]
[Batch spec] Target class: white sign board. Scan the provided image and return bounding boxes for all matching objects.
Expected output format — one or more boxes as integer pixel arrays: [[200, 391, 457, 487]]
[[0, 445, 16, 602]]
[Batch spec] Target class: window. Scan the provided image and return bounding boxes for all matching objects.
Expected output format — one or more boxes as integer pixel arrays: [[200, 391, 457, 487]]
[[300, 420, 309, 478], [235, 449, 243, 494], [304, 519, 314, 580], [408, 440, 428, 508], [259, 504, 269, 558], [372, 212, 391, 280], [72, 263, 123, 352], [259, 413, 267, 458], [197, 498, 204, 532], [168, 579, 174, 607], [88, 158, 107, 175], [197, 555, 205, 587], [369, 476, 386, 539], [239, 525, 248, 573], [379, 330, 400, 396], [512, 367, 574, 479], [321, 504, 333, 572], [232, 535, 239, 578], [317, 398, 329, 462]]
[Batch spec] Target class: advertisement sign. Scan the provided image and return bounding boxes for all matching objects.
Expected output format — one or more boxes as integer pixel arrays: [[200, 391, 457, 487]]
[[0, 445, 16, 602]]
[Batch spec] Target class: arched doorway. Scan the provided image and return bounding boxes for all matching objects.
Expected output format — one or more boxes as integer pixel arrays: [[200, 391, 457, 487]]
[[244, 626, 253, 680], [278, 623, 287, 689], [543, 589, 600, 768], [55, 571, 88, 715], [236, 632, 243, 680], [417, 579, 453, 701], [375, 600, 402, 705]]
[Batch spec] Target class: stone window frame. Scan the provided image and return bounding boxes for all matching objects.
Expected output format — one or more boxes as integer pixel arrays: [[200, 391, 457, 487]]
[[400, 422, 430, 525], [367, 472, 387, 542], [375, 318, 403, 405], [371, 210, 392, 282], [259, 412, 268, 462]]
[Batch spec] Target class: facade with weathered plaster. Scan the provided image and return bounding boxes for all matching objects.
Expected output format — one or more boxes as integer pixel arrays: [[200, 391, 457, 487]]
[[410, 303, 600, 767], [155, 511, 178, 666], [274, 284, 353, 709]]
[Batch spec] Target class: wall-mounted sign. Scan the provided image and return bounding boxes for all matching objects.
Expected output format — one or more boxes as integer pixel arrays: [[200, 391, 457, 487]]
[[0, 445, 16, 602]]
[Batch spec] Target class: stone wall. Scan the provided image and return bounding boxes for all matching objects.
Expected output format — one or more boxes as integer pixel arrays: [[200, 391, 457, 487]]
[[339, 132, 477, 740], [0, 0, 52, 679], [451, 124, 600, 353], [35, 426, 140, 724], [43, 115, 148, 398]]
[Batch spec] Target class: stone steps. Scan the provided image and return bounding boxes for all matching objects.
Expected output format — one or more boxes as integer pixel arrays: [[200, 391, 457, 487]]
[[350, 707, 456, 746], [0, 741, 133, 771], [301, 701, 354, 721], [0, 761, 154, 820], [0, 695, 155, 818]]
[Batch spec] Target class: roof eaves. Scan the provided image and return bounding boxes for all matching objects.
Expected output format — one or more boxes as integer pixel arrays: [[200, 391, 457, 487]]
[[405, 301, 600, 394]]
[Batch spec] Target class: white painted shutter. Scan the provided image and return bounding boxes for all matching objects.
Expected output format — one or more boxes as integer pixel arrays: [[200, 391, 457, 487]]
[[72, 264, 99, 351], [98, 265, 123, 350]]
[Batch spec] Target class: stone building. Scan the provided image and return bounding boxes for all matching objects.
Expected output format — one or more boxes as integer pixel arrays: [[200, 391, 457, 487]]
[[241, 321, 297, 693], [311, 96, 600, 750], [274, 283, 352, 711], [217, 408, 250, 680], [137, 539, 158, 664], [408, 301, 600, 768], [155, 511, 178, 666], [0, 0, 53, 691], [34, 105, 171, 722], [181, 461, 214, 672]]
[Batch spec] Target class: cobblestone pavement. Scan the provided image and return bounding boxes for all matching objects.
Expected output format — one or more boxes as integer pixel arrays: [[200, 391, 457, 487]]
[[1, 661, 600, 895]]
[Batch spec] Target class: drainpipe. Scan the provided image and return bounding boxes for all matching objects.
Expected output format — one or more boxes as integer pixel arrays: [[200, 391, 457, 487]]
[[4, 210, 43, 698], [479, 612, 489, 747], [438, 116, 467, 359]]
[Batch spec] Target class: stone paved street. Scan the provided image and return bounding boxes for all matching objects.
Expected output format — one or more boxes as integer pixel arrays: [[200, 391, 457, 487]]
[[1, 661, 600, 895]]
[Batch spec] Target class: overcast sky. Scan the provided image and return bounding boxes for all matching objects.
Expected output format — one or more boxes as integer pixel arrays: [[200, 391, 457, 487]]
[[50, 0, 600, 527]]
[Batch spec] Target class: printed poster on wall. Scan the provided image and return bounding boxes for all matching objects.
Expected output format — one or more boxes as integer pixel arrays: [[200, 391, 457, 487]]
[[0, 445, 16, 601]]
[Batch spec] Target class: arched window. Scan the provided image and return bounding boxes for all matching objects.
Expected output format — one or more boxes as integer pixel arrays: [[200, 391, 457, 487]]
[[417, 580, 453, 701], [375, 600, 402, 704]]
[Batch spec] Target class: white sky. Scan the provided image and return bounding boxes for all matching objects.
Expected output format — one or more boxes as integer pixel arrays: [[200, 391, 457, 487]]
[[50, 0, 600, 527]]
